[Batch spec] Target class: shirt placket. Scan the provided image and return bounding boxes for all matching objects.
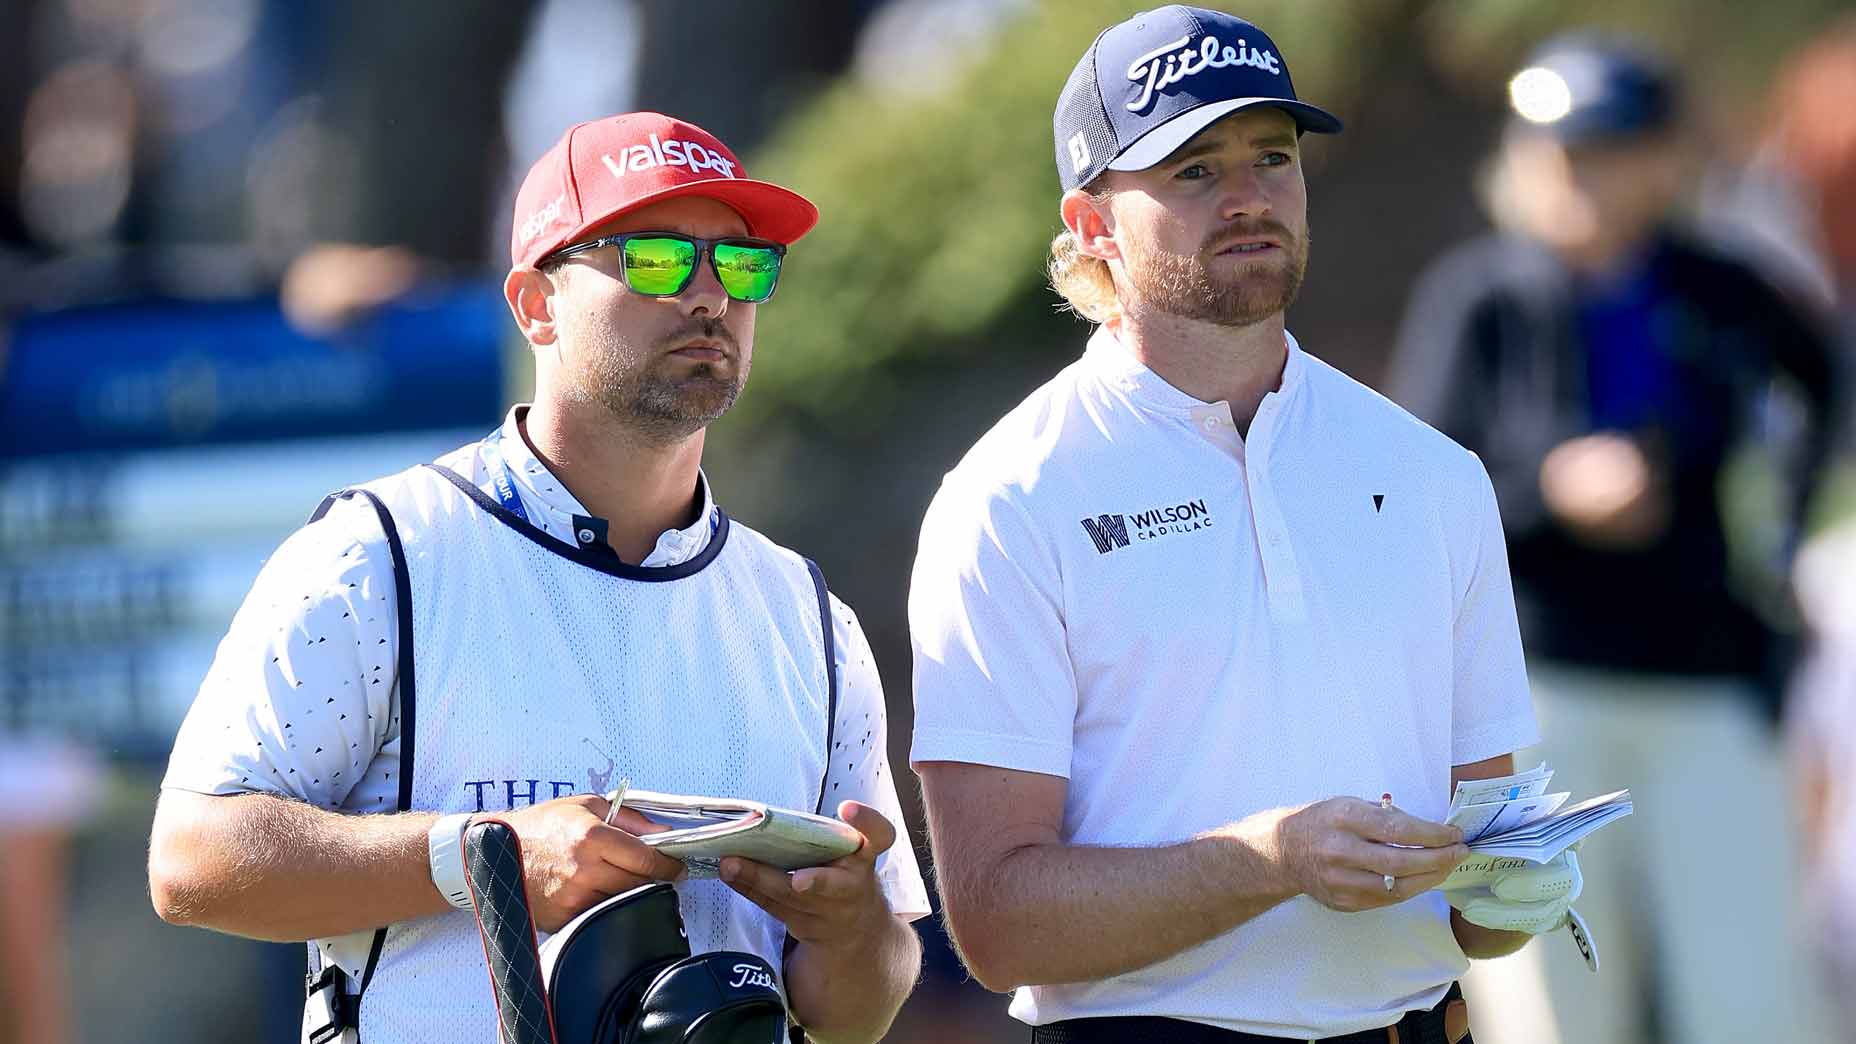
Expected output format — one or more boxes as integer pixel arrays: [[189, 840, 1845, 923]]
[[1243, 394, 1305, 620], [1188, 402, 1245, 459]]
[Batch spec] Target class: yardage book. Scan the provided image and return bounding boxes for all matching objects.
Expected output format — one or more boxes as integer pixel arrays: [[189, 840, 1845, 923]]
[[616, 788, 864, 878], [1436, 762, 1633, 892]]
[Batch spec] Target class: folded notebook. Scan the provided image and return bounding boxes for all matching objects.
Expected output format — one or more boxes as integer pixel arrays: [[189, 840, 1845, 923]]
[[618, 788, 864, 878]]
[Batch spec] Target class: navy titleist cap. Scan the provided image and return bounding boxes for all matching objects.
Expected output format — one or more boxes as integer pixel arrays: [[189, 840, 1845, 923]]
[[1054, 5, 1342, 192], [1507, 33, 1678, 143]]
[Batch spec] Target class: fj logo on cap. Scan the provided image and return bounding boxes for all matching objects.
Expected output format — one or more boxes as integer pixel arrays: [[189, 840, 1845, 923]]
[[1067, 131, 1091, 175], [601, 133, 738, 180], [1126, 34, 1282, 113]]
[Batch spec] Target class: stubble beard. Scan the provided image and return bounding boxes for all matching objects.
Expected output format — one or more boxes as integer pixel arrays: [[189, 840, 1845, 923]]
[[564, 320, 747, 445], [1128, 223, 1310, 327]]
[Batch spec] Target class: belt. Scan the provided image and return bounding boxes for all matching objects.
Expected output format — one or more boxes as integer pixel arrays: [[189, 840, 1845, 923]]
[[1030, 982, 1470, 1044]]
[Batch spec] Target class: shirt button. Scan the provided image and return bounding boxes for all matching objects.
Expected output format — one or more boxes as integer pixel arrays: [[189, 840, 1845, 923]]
[[577, 528, 596, 543]]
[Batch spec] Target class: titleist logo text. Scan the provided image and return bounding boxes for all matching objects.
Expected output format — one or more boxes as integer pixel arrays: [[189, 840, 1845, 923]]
[[729, 963, 776, 990], [1126, 34, 1282, 113]]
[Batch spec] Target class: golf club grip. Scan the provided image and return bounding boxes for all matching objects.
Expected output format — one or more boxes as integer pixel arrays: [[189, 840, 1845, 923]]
[[463, 819, 558, 1044]]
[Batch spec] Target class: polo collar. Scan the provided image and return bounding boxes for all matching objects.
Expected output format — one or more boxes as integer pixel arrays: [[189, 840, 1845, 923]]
[[1081, 324, 1307, 418], [496, 405, 717, 565]]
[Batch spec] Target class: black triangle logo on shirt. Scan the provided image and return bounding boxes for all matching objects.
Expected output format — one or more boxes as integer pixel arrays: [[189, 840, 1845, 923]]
[[1373, 494, 1384, 513]]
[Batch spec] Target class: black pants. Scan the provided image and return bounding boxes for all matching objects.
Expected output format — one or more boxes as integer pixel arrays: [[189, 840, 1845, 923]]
[[1030, 982, 1470, 1044]]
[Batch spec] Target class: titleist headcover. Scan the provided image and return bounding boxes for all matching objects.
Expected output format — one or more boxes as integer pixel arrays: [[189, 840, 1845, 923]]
[[461, 821, 790, 1044], [539, 882, 786, 1044]]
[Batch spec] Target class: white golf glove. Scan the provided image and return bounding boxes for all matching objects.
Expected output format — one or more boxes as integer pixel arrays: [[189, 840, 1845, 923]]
[[1444, 848, 1582, 935]]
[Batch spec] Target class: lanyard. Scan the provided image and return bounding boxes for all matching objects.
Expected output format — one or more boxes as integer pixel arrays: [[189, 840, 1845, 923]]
[[482, 427, 531, 524], [483, 425, 722, 549]]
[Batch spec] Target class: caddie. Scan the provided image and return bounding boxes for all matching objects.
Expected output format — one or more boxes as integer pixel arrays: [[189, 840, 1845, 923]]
[[148, 111, 929, 1044]]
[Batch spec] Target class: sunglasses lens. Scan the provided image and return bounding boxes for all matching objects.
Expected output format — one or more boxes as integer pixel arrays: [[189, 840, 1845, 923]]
[[713, 242, 783, 303], [622, 236, 698, 296]]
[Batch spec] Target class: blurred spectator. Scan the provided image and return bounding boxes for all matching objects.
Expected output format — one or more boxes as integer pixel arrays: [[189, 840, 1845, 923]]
[[1766, 18, 1856, 319], [1766, 17, 1856, 467], [1389, 32, 1837, 1044], [1767, 23, 1856, 1033], [0, 737, 101, 1044], [1705, 15, 1856, 454], [1789, 523, 1856, 1037]]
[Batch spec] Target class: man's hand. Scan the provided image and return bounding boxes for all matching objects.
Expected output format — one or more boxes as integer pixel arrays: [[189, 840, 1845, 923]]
[[1276, 797, 1469, 911], [729, 802, 917, 1043], [719, 801, 897, 950], [1539, 432, 1669, 549], [1445, 848, 1582, 934], [497, 794, 687, 933]]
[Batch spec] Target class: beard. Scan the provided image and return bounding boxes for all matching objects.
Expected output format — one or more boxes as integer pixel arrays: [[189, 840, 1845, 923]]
[[1125, 219, 1309, 327], [563, 317, 747, 444]]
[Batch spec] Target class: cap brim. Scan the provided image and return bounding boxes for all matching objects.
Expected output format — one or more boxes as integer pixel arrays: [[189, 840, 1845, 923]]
[[570, 177, 820, 249], [1107, 97, 1343, 173]]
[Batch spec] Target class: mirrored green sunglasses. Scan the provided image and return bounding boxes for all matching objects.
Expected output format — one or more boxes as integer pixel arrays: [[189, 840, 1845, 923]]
[[543, 231, 787, 303]]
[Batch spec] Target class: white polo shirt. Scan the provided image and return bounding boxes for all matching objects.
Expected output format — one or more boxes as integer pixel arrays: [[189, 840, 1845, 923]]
[[909, 326, 1536, 1037]]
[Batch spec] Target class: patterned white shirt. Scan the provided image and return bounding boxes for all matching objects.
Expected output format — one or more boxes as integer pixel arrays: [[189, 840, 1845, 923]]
[[163, 408, 930, 974]]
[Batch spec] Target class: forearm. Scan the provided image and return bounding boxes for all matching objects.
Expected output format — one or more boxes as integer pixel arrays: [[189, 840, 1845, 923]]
[[1450, 909, 1531, 958], [149, 789, 448, 941], [947, 814, 1295, 990], [785, 913, 921, 1044]]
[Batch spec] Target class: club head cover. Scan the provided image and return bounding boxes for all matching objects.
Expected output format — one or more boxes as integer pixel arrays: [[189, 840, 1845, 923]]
[[538, 883, 691, 1044], [630, 952, 788, 1044]]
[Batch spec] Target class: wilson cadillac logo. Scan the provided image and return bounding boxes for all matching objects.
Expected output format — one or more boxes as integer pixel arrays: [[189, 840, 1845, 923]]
[[1079, 497, 1213, 554]]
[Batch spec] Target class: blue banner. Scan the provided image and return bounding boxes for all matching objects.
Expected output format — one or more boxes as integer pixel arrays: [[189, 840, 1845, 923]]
[[2, 282, 509, 457]]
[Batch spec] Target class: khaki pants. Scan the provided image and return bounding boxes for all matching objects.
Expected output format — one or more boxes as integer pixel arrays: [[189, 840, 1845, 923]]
[[1460, 663, 1833, 1044]]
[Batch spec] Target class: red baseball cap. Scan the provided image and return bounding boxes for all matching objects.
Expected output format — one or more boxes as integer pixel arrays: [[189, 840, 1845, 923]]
[[509, 111, 819, 268]]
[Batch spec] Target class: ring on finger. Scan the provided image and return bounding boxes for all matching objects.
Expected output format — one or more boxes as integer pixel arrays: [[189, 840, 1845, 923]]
[[1383, 873, 1396, 893]]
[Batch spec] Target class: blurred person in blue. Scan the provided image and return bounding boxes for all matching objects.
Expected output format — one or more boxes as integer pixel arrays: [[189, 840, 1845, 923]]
[[911, 7, 1587, 1043], [1389, 33, 1838, 1044], [146, 111, 927, 1044]]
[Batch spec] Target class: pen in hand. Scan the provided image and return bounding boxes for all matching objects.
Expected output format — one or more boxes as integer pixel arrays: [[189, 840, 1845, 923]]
[[603, 777, 631, 826], [1381, 792, 1396, 891]]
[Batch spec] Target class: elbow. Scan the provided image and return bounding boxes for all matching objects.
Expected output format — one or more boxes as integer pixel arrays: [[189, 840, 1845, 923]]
[[964, 958, 1023, 996], [147, 832, 205, 926], [940, 904, 1029, 994], [957, 939, 1028, 994], [147, 806, 225, 928], [148, 862, 195, 926], [934, 843, 1052, 993]]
